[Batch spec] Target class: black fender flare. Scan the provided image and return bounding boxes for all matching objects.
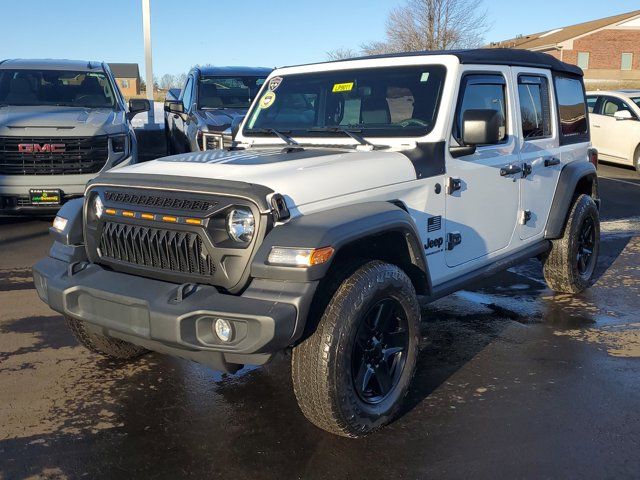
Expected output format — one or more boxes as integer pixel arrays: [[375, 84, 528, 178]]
[[251, 201, 431, 293], [545, 161, 598, 239]]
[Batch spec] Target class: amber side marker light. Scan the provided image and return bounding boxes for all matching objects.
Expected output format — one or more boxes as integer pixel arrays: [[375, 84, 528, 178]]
[[140, 213, 155, 220], [162, 215, 178, 223], [122, 211, 135, 218], [185, 218, 203, 225], [105, 208, 117, 215], [267, 246, 335, 267]]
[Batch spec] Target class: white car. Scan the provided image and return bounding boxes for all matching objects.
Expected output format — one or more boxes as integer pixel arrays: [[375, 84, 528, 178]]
[[586, 90, 640, 172], [35, 49, 600, 437]]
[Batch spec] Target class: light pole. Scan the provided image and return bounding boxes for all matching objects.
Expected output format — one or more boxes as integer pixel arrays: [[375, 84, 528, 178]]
[[142, 0, 154, 125]]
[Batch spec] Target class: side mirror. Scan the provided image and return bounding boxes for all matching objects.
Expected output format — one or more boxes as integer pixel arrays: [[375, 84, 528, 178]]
[[614, 109, 634, 121], [450, 109, 503, 158], [127, 98, 151, 119], [231, 115, 245, 139], [164, 100, 185, 114]]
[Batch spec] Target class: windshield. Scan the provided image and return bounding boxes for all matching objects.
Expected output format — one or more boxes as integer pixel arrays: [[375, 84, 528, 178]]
[[632, 97, 640, 109], [244, 65, 447, 138], [198, 76, 267, 109], [0, 69, 116, 108]]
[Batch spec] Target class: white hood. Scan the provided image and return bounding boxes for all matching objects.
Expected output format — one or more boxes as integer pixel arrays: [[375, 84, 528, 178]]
[[111, 148, 417, 208]]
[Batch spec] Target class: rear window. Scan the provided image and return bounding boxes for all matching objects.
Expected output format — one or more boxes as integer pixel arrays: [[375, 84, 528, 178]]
[[553, 76, 588, 143], [0, 69, 116, 108]]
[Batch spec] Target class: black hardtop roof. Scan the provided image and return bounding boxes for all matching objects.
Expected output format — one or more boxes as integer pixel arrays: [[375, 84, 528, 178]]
[[286, 48, 583, 76], [0, 58, 105, 71], [193, 66, 273, 77]]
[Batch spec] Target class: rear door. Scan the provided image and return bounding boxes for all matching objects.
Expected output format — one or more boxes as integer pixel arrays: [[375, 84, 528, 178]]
[[511, 68, 562, 240], [444, 68, 520, 268]]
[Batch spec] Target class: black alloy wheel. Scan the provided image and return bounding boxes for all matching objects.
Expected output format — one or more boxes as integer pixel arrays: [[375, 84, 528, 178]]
[[351, 298, 409, 405]]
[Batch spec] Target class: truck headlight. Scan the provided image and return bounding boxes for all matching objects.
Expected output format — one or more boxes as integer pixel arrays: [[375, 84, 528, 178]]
[[226, 208, 254, 243], [93, 195, 104, 219], [110, 134, 129, 154]]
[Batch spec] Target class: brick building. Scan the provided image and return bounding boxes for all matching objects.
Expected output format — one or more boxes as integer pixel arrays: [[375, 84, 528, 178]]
[[108, 63, 141, 97], [490, 10, 640, 86]]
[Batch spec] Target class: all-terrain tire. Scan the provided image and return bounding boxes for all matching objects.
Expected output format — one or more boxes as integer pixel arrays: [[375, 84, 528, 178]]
[[291, 261, 420, 438], [66, 316, 148, 360], [543, 194, 600, 294]]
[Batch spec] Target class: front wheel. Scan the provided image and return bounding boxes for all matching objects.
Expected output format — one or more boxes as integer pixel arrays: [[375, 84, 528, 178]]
[[543, 194, 600, 294], [291, 261, 420, 437]]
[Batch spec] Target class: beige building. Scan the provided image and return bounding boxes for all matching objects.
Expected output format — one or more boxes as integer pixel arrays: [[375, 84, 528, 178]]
[[490, 10, 640, 86]]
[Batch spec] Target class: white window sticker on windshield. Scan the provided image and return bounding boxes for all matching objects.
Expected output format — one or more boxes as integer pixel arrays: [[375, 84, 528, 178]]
[[420, 72, 430, 82]]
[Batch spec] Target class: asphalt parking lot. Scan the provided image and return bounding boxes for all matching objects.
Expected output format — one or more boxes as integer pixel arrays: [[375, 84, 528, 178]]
[[1, 162, 639, 479]]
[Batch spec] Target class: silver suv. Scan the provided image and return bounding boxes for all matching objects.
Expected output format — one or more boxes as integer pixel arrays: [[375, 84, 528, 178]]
[[0, 59, 150, 215]]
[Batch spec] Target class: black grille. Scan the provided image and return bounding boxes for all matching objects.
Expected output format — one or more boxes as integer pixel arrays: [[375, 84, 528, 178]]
[[0, 136, 109, 175], [104, 190, 216, 212], [99, 222, 216, 276]]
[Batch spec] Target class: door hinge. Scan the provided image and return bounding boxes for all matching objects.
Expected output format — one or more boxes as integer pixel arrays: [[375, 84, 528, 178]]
[[447, 232, 462, 250], [520, 210, 532, 225], [446, 177, 462, 195]]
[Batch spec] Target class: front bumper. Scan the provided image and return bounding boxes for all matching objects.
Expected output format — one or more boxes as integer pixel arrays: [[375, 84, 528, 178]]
[[33, 255, 316, 372]]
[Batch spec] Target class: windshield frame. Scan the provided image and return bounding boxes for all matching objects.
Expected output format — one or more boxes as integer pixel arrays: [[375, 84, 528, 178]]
[[0, 68, 118, 109], [196, 75, 267, 110], [242, 64, 448, 140]]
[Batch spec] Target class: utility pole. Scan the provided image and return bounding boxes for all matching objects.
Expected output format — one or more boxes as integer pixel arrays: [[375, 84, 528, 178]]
[[142, 0, 154, 125]]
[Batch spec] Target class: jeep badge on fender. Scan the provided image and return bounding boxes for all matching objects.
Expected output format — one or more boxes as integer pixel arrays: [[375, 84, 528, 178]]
[[34, 49, 599, 438]]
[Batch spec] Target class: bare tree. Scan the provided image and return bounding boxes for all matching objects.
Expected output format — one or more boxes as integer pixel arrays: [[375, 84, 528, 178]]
[[326, 47, 359, 61], [160, 73, 176, 90], [361, 0, 490, 55]]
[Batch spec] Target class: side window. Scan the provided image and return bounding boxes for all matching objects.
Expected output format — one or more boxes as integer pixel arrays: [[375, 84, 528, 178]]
[[181, 77, 194, 111], [553, 75, 588, 143], [601, 96, 636, 119], [454, 74, 507, 144], [586, 96, 599, 114], [518, 75, 551, 139]]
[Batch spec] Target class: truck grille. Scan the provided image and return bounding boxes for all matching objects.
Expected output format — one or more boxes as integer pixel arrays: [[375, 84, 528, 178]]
[[99, 222, 216, 277], [0, 136, 109, 175]]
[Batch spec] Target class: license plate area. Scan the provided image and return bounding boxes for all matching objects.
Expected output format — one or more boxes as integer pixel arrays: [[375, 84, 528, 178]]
[[30, 189, 62, 205]]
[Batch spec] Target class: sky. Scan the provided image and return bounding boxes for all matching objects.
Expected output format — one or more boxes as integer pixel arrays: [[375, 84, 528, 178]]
[[0, 0, 639, 77]]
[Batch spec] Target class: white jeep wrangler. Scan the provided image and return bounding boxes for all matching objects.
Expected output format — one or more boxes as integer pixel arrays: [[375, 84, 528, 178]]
[[34, 49, 600, 437]]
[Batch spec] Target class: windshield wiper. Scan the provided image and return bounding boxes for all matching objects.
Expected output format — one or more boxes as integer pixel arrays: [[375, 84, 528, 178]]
[[250, 128, 299, 146], [306, 127, 385, 149]]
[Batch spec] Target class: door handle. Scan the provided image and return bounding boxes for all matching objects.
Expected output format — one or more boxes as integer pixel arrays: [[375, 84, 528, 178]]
[[544, 157, 560, 167], [173, 114, 179, 119], [500, 164, 522, 176]]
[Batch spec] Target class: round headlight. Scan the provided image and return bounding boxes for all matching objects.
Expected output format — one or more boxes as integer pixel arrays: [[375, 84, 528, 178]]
[[226, 208, 255, 243], [93, 195, 104, 219]]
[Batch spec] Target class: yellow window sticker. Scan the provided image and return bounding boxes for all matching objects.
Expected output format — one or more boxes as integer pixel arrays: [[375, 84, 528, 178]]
[[259, 91, 276, 109], [332, 82, 354, 93]]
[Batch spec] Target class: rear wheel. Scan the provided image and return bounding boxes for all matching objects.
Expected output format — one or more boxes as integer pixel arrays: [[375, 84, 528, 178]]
[[291, 261, 420, 437], [66, 316, 148, 361], [634, 145, 640, 173], [543, 194, 600, 294]]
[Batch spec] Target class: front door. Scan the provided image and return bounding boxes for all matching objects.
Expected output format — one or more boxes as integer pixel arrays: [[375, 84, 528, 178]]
[[593, 96, 638, 165], [511, 68, 562, 240], [445, 68, 520, 268]]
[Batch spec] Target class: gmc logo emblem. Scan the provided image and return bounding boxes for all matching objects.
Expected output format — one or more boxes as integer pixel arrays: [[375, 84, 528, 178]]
[[18, 143, 66, 153]]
